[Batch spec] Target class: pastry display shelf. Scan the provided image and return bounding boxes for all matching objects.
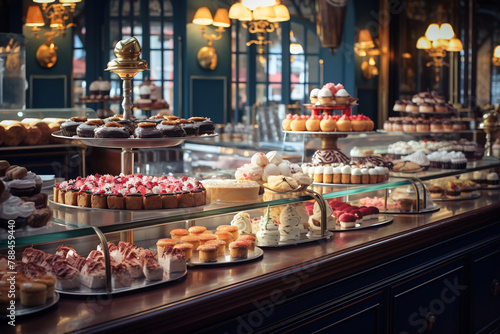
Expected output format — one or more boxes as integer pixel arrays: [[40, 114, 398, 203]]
[[377, 129, 482, 136], [77, 97, 122, 103], [394, 109, 456, 116], [303, 102, 358, 117]]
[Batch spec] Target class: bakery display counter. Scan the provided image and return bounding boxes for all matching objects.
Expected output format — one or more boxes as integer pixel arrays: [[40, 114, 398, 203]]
[[3, 187, 500, 333]]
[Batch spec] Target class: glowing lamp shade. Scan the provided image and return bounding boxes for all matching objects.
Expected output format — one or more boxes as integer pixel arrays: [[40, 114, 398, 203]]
[[494, 45, 500, 58], [253, 6, 276, 21], [59, 0, 82, 3], [50, 16, 64, 29], [446, 37, 463, 52], [241, 0, 278, 11], [368, 57, 376, 66], [228, 3, 252, 21], [356, 29, 375, 49], [439, 23, 455, 39], [269, 4, 290, 22], [425, 24, 440, 41], [213, 8, 230, 28], [193, 7, 213, 26], [33, 0, 55, 3], [25, 6, 44, 26], [416, 36, 431, 49]]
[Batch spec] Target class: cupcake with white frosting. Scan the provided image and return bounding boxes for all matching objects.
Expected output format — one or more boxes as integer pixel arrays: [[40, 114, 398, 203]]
[[256, 207, 280, 246]]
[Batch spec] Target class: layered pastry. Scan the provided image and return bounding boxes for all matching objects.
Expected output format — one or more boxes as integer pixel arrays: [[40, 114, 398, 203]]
[[53, 174, 206, 210], [188, 117, 215, 135], [203, 179, 260, 203], [134, 122, 163, 138]]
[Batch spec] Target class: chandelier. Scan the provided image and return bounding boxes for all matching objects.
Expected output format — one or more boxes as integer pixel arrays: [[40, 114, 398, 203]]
[[229, 0, 290, 54], [416, 23, 463, 68]]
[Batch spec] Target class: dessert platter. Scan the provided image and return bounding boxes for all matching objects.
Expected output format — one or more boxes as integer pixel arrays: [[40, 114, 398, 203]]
[[50, 174, 206, 211], [19, 242, 188, 296], [0, 293, 60, 318]]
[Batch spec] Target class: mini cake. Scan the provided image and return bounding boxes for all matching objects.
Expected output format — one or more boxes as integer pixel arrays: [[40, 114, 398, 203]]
[[157, 120, 186, 137], [173, 243, 193, 261], [76, 119, 104, 137], [205, 239, 226, 256], [392, 120, 403, 131], [445, 182, 461, 198], [157, 238, 175, 256], [188, 226, 207, 236], [143, 193, 162, 209], [487, 172, 499, 185], [237, 235, 256, 251], [215, 231, 234, 246], [351, 168, 362, 184], [104, 116, 136, 134], [309, 88, 320, 104], [336, 115, 352, 132], [94, 122, 129, 138], [290, 115, 307, 131], [61, 117, 87, 137], [428, 185, 443, 198], [32, 276, 56, 298], [199, 233, 217, 245], [217, 225, 239, 240], [134, 122, 163, 138], [318, 88, 334, 105], [180, 235, 201, 252], [170, 229, 189, 243], [282, 114, 293, 131], [229, 241, 250, 259], [351, 115, 366, 132], [406, 102, 419, 112], [339, 213, 357, 228], [107, 194, 125, 210], [305, 115, 321, 131], [320, 115, 337, 132], [188, 117, 215, 135], [335, 89, 350, 104], [341, 165, 351, 184], [125, 193, 143, 209], [323, 166, 334, 183], [20, 282, 47, 306], [419, 102, 434, 113], [251, 152, 269, 167], [197, 245, 218, 263], [256, 207, 280, 246], [393, 100, 407, 111], [177, 119, 198, 136], [203, 179, 260, 203]]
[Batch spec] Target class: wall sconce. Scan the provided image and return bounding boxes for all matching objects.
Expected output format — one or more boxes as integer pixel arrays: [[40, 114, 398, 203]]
[[416, 23, 463, 67], [24, 0, 81, 68], [229, 0, 290, 54], [192, 7, 230, 70], [354, 29, 379, 79], [493, 45, 500, 66]]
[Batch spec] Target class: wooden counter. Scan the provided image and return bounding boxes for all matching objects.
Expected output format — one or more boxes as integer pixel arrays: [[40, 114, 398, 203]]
[[3, 190, 500, 333]]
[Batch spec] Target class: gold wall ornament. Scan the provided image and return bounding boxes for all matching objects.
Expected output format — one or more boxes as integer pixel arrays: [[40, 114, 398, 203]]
[[35, 32, 57, 68], [197, 45, 217, 70]]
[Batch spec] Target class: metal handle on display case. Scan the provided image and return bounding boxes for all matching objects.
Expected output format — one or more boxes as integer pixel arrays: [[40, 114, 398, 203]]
[[411, 177, 427, 211], [307, 189, 327, 237], [407, 179, 421, 212], [491, 279, 499, 296], [425, 312, 436, 331], [92, 226, 112, 293]]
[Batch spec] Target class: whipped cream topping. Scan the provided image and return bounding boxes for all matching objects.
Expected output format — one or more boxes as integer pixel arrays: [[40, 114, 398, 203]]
[[0, 195, 36, 219]]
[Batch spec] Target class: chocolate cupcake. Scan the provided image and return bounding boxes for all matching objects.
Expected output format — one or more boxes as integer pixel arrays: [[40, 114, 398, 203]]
[[94, 122, 130, 138], [134, 122, 163, 138], [104, 116, 135, 134], [76, 119, 104, 138], [177, 119, 198, 136], [157, 120, 186, 137], [61, 117, 88, 137], [188, 117, 215, 135], [145, 115, 166, 124]]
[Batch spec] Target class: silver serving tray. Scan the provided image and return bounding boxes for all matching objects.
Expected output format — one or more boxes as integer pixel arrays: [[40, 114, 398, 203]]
[[188, 247, 264, 266], [256, 231, 333, 248], [381, 204, 441, 214], [432, 191, 481, 201], [52, 131, 217, 148], [312, 182, 385, 187], [479, 184, 500, 190], [330, 214, 393, 231], [283, 130, 376, 135], [0, 292, 59, 318], [56, 270, 187, 296]]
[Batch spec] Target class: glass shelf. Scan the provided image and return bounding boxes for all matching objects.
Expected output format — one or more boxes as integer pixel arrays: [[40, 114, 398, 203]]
[[2, 157, 499, 248], [0, 107, 97, 120]]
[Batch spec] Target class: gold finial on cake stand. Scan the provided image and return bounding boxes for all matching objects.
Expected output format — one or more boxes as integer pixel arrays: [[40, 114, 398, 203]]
[[105, 37, 149, 175], [480, 110, 499, 157], [105, 37, 149, 121]]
